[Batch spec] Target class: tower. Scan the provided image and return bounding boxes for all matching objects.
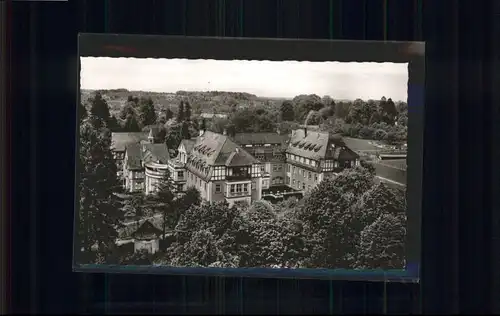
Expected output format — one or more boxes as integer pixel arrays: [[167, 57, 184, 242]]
[[148, 128, 154, 144]]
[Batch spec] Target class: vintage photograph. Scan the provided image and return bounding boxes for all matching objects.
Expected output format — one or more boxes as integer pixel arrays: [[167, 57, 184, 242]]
[[76, 57, 408, 270]]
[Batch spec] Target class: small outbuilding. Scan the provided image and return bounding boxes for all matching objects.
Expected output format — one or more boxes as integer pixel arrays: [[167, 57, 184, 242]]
[[131, 220, 163, 254]]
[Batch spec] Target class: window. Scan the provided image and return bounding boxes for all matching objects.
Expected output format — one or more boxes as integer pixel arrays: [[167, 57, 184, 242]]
[[286, 176, 290, 184], [236, 184, 242, 192], [204, 183, 208, 191], [199, 179, 201, 187], [308, 172, 312, 179], [178, 171, 184, 178], [287, 165, 290, 172], [177, 184, 183, 192], [272, 164, 277, 172], [315, 174, 318, 181], [302, 183, 306, 190], [230, 184, 235, 193], [243, 184, 249, 192], [215, 184, 221, 193], [335, 161, 339, 168], [293, 179, 296, 186], [251, 180, 256, 189]]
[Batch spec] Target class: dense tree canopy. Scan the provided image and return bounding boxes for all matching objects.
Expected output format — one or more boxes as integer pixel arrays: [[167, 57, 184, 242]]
[[77, 116, 124, 263], [138, 97, 157, 127], [280, 100, 295, 121]]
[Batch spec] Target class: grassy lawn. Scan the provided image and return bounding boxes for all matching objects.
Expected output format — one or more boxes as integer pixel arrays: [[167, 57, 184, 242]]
[[343, 137, 382, 152], [377, 159, 407, 170]]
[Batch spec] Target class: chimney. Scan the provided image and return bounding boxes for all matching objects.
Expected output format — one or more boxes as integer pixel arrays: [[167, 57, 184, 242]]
[[223, 129, 227, 136]]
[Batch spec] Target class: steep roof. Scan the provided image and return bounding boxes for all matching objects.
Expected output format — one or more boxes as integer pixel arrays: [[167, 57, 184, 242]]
[[111, 132, 148, 152], [125, 143, 143, 170], [180, 139, 196, 153], [230, 132, 290, 146], [142, 143, 170, 164], [286, 129, 358, 161], [125, 143, 170, 170], [132, 220, 163, 241], [184, 131, 258, 181]]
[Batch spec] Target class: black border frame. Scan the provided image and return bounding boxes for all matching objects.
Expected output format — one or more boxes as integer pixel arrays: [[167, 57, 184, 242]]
[[74, 33, 424, 282]]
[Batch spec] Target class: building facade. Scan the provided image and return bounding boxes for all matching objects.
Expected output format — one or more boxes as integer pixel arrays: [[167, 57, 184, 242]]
[[112, 129, 170, 194], [113, 127, 360, 204], [168, 130, 263, 207]]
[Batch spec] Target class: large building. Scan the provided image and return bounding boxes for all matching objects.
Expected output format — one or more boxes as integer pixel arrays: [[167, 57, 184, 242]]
[[112, 126, 360, 204], [112, 129, 170, 194], [167, 130, 263, 207]]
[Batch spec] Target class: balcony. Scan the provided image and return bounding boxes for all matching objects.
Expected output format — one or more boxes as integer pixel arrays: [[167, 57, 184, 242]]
[[226, 174, 251, 181], [225, 190, 251, 198], [174, 176, 186, 182]]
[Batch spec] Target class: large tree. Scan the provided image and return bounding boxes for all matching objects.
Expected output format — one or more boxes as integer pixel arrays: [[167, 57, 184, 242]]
[[292, 94, 324, 122], [138, 97, 157, 127], [180, 121, 191, 140], [356, 213, 406, 270], [177, 101, 185, 122], [294, 167, 375, 269], [346, 99, 376, 125], [184, 101, 192, 121], [165, 201, 244, 267], [89, 92, 112, 128], [237, 202, 307, 268], [77, 117, 124, 263], [165, 108, 174, 121], [280, 100, 295, 121], [123, 114, 141, 132]]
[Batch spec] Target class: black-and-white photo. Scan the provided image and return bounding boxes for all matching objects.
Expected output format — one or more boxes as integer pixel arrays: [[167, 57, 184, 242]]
[[76, 56, 409, 271]]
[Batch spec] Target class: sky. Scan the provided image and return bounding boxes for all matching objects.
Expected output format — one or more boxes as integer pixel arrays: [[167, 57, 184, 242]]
[[80, 57, 409, 102]]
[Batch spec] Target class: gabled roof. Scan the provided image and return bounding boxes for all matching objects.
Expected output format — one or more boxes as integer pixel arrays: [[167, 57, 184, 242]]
[[183, 132, 258, 181], [230, 132, 290, 146], [286, 129, 357, 161], [180, 139, 196, 153], [125, 143, 170, 170], [125, 143, 143, 170], [142, 143, 170, 164], [132, 220, 163, 241], [111, 132, 148, 152]]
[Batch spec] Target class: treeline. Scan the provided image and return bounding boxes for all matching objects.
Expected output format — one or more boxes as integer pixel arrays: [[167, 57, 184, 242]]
[[81, 91, 408, 162]]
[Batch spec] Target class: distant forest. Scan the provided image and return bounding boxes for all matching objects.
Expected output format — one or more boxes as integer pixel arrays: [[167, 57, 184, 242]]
[[80, 89, 408, 156]]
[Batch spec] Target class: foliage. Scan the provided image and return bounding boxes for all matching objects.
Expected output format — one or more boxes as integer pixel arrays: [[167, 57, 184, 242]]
[[228, 107, 279, 133], [79, 103, 87, 123], [77, 117, 124, 263], [292, 94, 324, 122], [280, 100, 295, 121], [184, 101, 192, 121], [88, 92, 120, 131], [356, 213, 406, 270], [181, 121, 191, 139], [165, 201, 244, 267], [123, 114, 141, 132], [177, 101, 185, 122], [138, 97, 157, 127]]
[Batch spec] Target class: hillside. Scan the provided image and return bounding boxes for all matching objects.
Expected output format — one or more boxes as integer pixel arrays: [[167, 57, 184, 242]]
[[81, 89, 285, 117]]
